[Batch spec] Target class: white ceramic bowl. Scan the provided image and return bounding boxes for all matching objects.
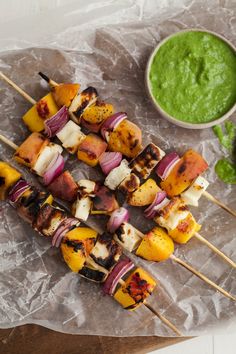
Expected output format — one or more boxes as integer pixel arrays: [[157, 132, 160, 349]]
[[145, 29, 236, 129]]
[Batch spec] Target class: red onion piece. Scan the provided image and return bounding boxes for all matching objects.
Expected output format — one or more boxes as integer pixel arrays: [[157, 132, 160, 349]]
[[8, 179, 30, 203], [107, 207, 129, 233], [144, 191, 167, 219], [100, 112, 127, 140], [44, 106, 69, 138], [52, 218, 79, 247], [43, 153, 65, 186], [80, 118, 101, 133], [103, 257, 134, 295], [156, 152, 180, 180], [99, 152, 122, 175]]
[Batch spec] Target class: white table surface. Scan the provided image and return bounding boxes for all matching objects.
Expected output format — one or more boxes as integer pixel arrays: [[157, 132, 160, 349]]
[[0, 1, 236, 353]]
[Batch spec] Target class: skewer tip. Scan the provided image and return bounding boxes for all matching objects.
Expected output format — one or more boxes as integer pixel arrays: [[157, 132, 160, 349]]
[[38, 72, 50, 83]]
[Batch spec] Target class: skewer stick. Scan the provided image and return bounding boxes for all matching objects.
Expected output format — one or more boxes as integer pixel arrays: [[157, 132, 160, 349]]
[[0, 132, 236, 271], [203, 190, 236, 218], [170, 254, 236, 301], [194, 233, 236, 268], [0, 71, 36, 105], [38, 72, 58, 88], [144, 302, 182, 336], [0, 134, 18, 150]]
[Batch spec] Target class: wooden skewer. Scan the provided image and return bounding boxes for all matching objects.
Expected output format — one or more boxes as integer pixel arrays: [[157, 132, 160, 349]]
[[194, 233, 236, 268], [144, 302, 182, 336], [2, 70, 236, 219], [0, 71, 36, 105], [203, 190, 236, 218], [0, 133, 18, 150], [170, 254, 236, 301]]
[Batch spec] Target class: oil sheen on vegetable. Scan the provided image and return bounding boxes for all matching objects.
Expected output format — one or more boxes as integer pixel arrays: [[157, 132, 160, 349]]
[[149, 31, 236, 123]]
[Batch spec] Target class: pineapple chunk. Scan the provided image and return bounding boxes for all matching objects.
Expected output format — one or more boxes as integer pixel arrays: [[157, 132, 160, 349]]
[[108, 119, 142, 158], [127, 179, 161, 206], [82, 101, 114, 124], [23, 93, 58, 132], [0, 162, 22, 200], [136, 227, 174, 262]]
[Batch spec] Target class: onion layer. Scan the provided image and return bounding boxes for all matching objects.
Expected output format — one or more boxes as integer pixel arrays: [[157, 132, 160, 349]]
[[103, 257, 134, 295], [99, 152, 122, 175], [107, 207, 129, 233], [156, 152, 180, 180], [44, 106, 69, 138], [8, 179, 30, 203], [144, 191, 167, 219], [43, 153, 65, 186], [100, 112, 127, 140], [52, 218, 79, 247]]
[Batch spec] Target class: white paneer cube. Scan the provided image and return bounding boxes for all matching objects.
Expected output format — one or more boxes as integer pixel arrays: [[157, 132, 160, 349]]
[[41, 211, 66, 237], [33, 143, 62, 176], [157, 209, 190, 232], [114, 222, 142, 252], [73, 196, 91, 221], [77, 179, 96, 197], [57, 120, 80, 142], [90, 242, 109, 260], [56, 120, 85, 153], [104, 159, 131, 190], [62, 130, 86, 154], [181, 176, 209, 207]]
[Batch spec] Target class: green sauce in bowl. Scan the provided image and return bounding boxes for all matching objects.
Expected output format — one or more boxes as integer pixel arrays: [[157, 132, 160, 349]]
[[149, 31, 236, 124]]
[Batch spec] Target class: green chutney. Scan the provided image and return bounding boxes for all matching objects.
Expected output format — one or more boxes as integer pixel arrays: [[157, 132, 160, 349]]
[[149, 31, 236, 123]]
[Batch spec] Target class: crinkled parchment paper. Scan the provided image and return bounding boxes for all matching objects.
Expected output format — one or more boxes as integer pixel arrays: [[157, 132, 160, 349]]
[[0, 0, 236, 337]]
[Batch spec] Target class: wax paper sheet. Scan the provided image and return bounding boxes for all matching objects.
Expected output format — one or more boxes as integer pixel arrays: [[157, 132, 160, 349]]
[[0, 0, 236, 337]]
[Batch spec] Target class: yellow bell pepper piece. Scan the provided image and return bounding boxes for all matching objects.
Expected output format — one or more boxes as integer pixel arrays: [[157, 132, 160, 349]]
[[114, 267, 156, 310], [66, 227, 98, 241], [23, 93, 58, 132], [0, 162, 22, 200], [136, 227, 174, 262], [42, 194, 54, 206], [169, 214, 201, 244], [61, 227, 98, 273]]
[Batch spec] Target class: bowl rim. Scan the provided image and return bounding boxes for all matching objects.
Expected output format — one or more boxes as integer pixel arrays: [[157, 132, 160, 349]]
[[145, 28, 236, 129]]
